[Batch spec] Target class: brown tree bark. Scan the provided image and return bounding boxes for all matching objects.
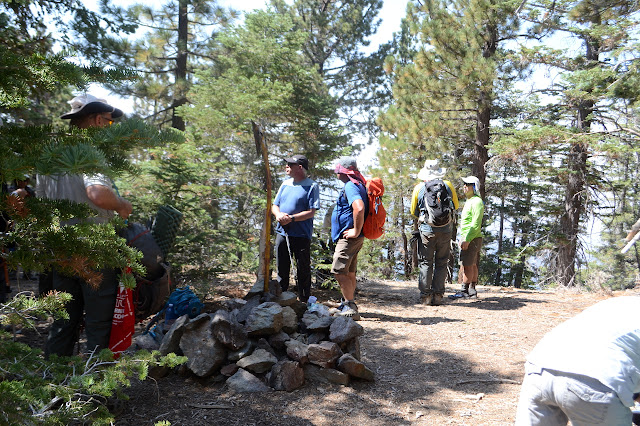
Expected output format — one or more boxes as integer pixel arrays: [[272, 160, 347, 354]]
[[556, 32, 598, 286], [494, 192, 504, 286], [513, 176, 533, 289], [472, 25, 497, 199], [171, 0, 188, 131]]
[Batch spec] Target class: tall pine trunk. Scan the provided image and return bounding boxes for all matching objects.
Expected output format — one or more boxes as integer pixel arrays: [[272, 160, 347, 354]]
[[172, 0, 188, 131], [472, 25, 496, 198], [513, 176, 533, 289], [474, 103, 490, 198], [557, 33, 598, 287], [399, 191, 412, 277], [494, 192, 504, 286]]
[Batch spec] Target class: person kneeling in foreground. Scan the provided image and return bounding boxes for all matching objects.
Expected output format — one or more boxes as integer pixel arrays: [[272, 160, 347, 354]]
[[515, 296, 640, 425], [330, 157, 367, 320]]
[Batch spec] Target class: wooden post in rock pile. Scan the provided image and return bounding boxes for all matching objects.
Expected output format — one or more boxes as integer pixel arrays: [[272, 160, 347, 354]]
[[253, 121, 271, 293]]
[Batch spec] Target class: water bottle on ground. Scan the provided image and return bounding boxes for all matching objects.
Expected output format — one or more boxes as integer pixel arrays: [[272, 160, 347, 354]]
[[164, 303, 177, 330]]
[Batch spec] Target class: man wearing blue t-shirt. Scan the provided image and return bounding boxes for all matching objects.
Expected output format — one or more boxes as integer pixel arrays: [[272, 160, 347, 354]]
[[331, 157, 368, 320], [272, 154, 320, 302]]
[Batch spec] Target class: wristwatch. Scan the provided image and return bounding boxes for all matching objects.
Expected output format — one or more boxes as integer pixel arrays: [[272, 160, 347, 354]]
[[291, 215, 295, 222]]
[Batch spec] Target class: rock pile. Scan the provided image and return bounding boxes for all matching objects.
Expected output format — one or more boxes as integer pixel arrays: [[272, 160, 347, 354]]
[[134, 287, 374, 393]]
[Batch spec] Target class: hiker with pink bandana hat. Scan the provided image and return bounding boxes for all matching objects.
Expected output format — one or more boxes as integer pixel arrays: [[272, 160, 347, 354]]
[[330, 157, 368, 320]]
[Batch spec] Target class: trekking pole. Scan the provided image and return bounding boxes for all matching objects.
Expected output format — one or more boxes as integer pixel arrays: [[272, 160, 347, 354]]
[[284, 231, 298, 291], [621, 232, 640, 254]]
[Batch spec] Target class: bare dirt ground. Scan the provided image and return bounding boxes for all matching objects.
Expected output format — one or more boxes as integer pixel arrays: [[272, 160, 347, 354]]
[[115, 279, 632, 426], [9, 276, 636, 425]]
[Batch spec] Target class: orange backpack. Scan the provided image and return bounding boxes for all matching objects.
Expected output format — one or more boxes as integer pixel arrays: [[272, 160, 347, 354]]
[[362, 177, 386, 239]]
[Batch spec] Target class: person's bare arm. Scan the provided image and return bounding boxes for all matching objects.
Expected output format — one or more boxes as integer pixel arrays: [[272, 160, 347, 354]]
[[626, 218, 640, 241], [290, 209, 316, 222], [272, 204, 316, 225], [272, 204, 291, 225], [86, 184, 132, 219]]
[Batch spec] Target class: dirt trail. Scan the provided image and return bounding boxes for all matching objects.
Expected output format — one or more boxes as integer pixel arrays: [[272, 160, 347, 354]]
[[112, 279, 624, 426]]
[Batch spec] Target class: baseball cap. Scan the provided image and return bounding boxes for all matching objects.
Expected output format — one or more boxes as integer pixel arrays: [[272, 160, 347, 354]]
[[285, 154, 309, 170]]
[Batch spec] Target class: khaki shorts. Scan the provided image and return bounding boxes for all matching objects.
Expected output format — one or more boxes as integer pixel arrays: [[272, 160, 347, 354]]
[[331, 236, 365, 275], [460, 237, 482, 266]]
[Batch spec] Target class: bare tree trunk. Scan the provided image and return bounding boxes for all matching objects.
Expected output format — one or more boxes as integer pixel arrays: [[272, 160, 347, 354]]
[[557, 142, 588, 286], [399, 188, 411, 277], [557, 33, 598, 286], [513, 176, 533, 288], [494, 192, 504, 286], [472, 26, 496, 199], [171, 0, 188, 131]]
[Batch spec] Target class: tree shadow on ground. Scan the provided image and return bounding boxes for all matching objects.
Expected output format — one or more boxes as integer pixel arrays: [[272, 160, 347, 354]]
[[360, 311, 463, 325], [447, 296, 548, 311], [360, 280, 550, 313]]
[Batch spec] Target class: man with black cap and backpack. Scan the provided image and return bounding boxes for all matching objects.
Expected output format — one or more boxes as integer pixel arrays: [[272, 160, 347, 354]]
[[38, 94, 132, 357], [410, 160, 459, 306], [272, 154, 319, 303]]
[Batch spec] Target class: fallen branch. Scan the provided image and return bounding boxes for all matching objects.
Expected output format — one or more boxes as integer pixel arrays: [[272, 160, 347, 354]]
[[456, 378, 521, 385], [188, 403, 232, 409]]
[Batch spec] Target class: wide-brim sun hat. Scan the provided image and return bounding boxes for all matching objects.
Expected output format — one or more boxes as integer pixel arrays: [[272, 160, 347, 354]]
[[60, 94, 123, 120], [417, 159, 446, 181]]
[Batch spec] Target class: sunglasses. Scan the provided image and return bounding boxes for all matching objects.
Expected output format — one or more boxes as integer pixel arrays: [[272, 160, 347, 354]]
[[99, 115, 114, 126]]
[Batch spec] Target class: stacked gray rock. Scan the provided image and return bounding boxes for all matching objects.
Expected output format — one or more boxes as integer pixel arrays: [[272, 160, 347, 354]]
[[133, 290, 375, 392]]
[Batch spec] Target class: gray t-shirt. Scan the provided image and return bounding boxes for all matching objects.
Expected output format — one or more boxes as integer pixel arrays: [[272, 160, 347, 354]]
[[37, 174, 115, 224]]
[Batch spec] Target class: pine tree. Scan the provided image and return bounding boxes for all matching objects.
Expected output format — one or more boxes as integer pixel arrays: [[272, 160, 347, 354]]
[[73, 0, 237, 130], [378, 0, 523, 193], [518, 0, 640, 286], [270, 0, 391, 137], [0, 1, 186, 423], [0, 0, 174, 281], [165, 10, 345, 276], [367, 18, 420, 278], [376, 0, 526, 284]]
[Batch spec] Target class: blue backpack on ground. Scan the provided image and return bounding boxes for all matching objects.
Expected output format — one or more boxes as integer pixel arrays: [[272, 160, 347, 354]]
[[145, 286, 203, 334], [165, 286, 204, 319]]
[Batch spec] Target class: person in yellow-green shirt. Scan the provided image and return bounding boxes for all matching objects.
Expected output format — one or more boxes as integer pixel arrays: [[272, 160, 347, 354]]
[[450, 176, 484, 299], [410, 160, 459, 306]]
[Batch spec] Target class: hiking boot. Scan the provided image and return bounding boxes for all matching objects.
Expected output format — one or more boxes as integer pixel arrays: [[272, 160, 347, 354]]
[[420, 294, 433, 305], [337, 301, 360, 320], [432, 294, 444, 306], [448, 290, 468, 300], [468, 287, 478, 297]]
